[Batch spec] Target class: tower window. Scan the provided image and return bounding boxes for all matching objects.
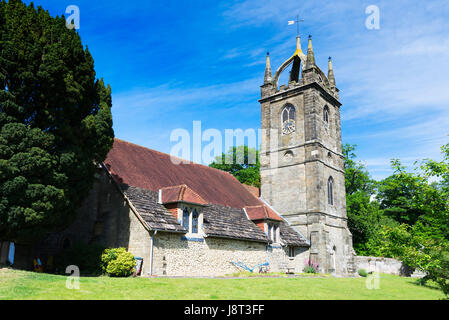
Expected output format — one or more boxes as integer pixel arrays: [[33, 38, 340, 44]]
[[323, 106, 330, 130], [281, 104, 296, 135], [328, 177, 334, 206]]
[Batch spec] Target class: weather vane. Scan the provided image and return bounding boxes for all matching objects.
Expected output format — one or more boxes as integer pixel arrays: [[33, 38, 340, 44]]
[[288, 15, 304, 36]]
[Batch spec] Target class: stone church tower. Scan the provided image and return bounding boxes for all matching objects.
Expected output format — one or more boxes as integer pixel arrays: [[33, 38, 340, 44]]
[[259, 35, 355, 274]]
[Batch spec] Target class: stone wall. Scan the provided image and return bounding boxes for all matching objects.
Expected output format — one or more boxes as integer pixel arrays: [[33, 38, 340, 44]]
[[150, 232, 309, 277], [355, 256, 424, 277]]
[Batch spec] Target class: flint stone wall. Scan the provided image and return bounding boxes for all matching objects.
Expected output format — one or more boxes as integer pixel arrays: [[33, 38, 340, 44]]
[[356, 256, 425, 277], [150, 232, 309, 277]]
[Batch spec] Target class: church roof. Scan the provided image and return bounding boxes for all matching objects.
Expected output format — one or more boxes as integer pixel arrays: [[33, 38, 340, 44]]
[[245, 205, 283, 222], [105, 139, 262, 208], [160, 184, 208, 206], [122, 185, 187, 233], [105, 138, 309, 246]]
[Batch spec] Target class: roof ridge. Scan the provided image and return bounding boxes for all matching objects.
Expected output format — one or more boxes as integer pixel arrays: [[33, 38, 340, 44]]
[[113, 138, 242, 178]]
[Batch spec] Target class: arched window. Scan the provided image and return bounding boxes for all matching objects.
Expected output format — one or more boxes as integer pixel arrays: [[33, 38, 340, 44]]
[[281, 104, 296, 135], [182, 208, 190, 231], [192, 209, 199, 234], [328, 177, 334, 205]]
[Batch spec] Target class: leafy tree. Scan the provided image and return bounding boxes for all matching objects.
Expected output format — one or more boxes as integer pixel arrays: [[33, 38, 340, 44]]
[[376, 160, 430, 225], [0, 0, 114, 242], [343, 144, 376, 196], [209, 146, 260, 188], [342, 144, 396, 255], [367, 143, 449, 297]]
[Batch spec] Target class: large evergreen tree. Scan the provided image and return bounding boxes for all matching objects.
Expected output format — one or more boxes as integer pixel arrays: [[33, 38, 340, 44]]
[[0, 0, 114, 242]]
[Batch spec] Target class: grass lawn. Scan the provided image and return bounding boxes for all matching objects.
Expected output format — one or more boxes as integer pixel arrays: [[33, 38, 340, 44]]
[[0, 268, 444, 300]]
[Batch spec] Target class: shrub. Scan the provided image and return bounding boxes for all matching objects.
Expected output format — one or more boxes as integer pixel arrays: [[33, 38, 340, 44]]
[[101, 248, 135, 277], [101, 248, 127, 273], [55, 242, 104, 276], [358, 269, 368, 277]]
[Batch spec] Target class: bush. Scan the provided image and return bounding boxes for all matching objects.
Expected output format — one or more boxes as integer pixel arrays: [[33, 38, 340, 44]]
[[55, 242, 104, 276], [101, 248, 135, 277], [358, 269, 368, 277], [101, 248, 126, 273]]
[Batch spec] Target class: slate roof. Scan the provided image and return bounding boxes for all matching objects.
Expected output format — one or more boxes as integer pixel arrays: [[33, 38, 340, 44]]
[[202, 205, 269, 243], [279, 221, 310, 247], [121, 185, 186, 233], [105, 139, 309, 246]]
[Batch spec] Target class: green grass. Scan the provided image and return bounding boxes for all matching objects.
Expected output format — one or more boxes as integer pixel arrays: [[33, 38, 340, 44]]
[[0, 268, 445, 300]]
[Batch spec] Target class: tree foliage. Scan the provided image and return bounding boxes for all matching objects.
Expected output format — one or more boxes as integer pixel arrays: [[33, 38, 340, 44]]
[[0, 0, 114, 242], [367, 143, 449, 296], [343, 144, 397, 255], [209, 146, 260, 188]]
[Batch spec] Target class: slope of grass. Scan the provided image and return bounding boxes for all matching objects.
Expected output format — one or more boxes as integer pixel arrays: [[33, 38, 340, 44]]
[[0, 268, 444, 300]]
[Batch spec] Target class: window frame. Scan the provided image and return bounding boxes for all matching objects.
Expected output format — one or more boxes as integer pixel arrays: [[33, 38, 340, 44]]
[[288, 246, 296, 258], [328, 177, 334, 206], [182, 208, 190, 231], [191, 208, 199, 234], [323, 106, 330, 132], [180, 207, 202, 235], [281, 104, 296, 135], [266, 222, 280, 243]]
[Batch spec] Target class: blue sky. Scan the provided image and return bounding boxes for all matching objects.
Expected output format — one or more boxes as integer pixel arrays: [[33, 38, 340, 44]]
[[23, 0, 449, 180]]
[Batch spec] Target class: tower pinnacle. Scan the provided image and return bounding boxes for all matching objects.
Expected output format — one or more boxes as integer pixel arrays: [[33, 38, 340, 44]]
[[264, 52, 272, 84], [328, 57, 336, 88], [305, 35, 315, 69]]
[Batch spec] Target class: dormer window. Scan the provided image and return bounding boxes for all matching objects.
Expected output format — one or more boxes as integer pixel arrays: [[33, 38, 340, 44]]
[[180, 207, 202, 235], [182, 208, 190, 230], [266, 222, 279, 243], [192, 209, 199, 234]]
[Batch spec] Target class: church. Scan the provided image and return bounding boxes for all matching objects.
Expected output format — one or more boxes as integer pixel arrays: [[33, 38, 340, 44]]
[[2, 35, 356, 276]]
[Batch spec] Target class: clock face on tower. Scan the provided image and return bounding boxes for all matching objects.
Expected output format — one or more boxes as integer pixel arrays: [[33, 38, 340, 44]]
[[282, 119, 296, 135]]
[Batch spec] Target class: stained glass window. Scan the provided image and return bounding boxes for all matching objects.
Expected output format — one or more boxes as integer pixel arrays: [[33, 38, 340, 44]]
[[192, 209, 199, 234], [182, 208, 190, 231]]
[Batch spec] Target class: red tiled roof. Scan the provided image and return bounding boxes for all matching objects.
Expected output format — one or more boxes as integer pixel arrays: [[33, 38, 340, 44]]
[[105, 139, 262, 208], [243, 184, 260, 198], [244, 205, 283, 221], [161, 184, 208, 205]]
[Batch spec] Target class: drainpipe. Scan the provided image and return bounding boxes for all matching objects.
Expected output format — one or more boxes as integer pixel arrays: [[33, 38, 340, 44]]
[[149, 230, 158, 276]]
